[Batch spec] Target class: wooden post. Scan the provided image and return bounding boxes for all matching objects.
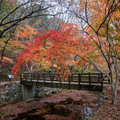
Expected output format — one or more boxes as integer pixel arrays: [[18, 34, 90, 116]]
[[44, 73, 45, 87], [89, 72, 91, 91], [37, 74, 39, 86], [31, 73, 33, 86], [108, 72, 110, 84], [98, 74, 100, 83], [68, 75, 70, 89], [31, 73, 32, 82], [25, 74, 27, 81], [78, 73, 81, 90], [101, 73, 103, 92], [59, 74, 61, 88], [71, 74, 73, 82], [25, 74, 27, 85], [39, 73, 41, 80], [20, 73, 22, 84], [51, 73, 53, 88], [57, 74, 58, 81], [33, 73, 35, 80]]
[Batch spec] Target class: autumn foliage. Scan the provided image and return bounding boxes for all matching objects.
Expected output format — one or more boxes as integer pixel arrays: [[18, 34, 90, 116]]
[[0, 57, 13, 67], [4, 0, 120, 105], [11, 23, 107, 79]]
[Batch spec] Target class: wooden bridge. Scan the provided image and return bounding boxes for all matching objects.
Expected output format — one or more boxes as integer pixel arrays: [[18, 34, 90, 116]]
[[20, 72, 110, 93]]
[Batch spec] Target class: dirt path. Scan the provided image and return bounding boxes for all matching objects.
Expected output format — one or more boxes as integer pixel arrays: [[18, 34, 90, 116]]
[[0, 81, 19, 85]]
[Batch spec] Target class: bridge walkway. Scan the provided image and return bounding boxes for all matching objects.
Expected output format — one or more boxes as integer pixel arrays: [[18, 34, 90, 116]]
[[20, 73, 110, 92]]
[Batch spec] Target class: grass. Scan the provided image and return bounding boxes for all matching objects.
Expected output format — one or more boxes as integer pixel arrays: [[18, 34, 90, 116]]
[[87, 113, 100, 120], [1, 112, 5, 115]]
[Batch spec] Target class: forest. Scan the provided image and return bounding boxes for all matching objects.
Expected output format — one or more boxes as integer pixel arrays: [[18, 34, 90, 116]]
[[0, 0, 120, 119]]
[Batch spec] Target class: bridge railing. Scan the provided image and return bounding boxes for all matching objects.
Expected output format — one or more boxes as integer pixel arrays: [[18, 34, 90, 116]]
[[20, 72, 110, 83], [20, 73, 61, 85], [70, 73, 109, 83], [20, 72, 110, 91]]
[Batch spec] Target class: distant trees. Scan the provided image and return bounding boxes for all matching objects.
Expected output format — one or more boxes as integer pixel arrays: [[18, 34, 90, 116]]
[[0, 0, 69, 61]]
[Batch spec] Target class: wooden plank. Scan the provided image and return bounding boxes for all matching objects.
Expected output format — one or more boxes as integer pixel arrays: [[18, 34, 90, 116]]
[[80, 73, 102, 75]]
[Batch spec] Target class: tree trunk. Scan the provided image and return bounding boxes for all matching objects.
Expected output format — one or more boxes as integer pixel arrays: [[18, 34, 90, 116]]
[[111, 83, 117, 105]]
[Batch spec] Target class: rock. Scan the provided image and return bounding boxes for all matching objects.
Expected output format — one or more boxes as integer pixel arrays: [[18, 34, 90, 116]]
[[0, 82, 23, 102], [26, 98, 35, 102], [97, 93, 109, 109], [0, 82, 65, 102], [52, 90, 56, 94]]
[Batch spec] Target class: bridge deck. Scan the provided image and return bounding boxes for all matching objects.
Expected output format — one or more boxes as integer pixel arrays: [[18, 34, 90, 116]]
[[23, 79, 108, 86]]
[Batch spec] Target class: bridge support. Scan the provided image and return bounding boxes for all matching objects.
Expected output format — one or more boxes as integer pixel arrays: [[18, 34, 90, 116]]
[[102, 85, 106, 94], [21, 84, 36, 100]]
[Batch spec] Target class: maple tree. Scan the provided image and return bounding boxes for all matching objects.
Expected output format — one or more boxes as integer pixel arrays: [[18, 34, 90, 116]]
[[12, 25, 38, 73], [12, 23, 96, 79]]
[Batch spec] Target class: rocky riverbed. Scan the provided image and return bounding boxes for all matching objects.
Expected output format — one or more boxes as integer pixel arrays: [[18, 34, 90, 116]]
[[0, 81, 110, 120], [0, 82, 65, 103]]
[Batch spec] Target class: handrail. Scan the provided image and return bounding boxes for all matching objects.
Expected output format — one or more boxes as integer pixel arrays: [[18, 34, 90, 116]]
[[20, 72, 109, 91]]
